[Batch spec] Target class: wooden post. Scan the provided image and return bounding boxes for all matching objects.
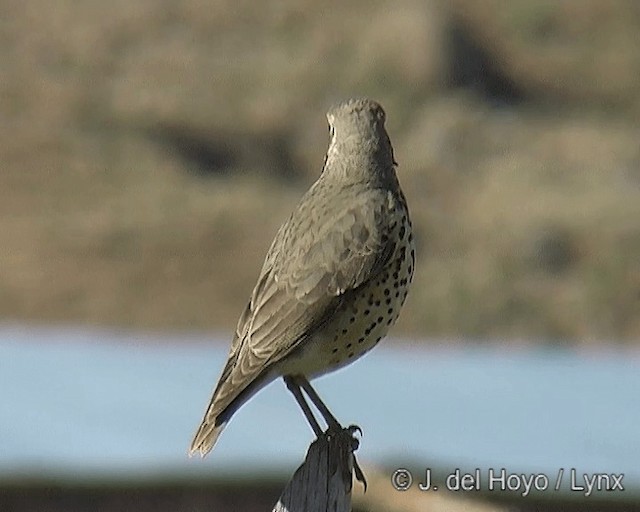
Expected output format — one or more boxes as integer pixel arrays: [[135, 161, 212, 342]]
[[272, 428, 365, 512]]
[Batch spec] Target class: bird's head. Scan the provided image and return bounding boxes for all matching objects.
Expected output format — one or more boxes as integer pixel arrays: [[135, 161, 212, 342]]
[[324, 98, 397, 184]]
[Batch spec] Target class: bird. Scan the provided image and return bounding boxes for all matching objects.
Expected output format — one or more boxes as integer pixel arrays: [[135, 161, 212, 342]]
[[190, 98, 415, 457]]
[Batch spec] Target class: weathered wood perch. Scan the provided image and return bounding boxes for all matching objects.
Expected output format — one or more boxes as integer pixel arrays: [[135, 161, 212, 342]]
[[272, 427, 366, 512]]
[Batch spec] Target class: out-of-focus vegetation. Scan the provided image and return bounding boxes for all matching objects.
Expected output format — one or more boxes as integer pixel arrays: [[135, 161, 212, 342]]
[[2, 0, 639, 343]]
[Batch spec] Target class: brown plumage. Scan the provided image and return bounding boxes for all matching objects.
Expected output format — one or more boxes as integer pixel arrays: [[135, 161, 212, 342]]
[[190, 98, 414, 456]]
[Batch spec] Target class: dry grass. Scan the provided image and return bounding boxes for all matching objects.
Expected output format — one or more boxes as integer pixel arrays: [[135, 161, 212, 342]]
[[1, 1, 639, 343]]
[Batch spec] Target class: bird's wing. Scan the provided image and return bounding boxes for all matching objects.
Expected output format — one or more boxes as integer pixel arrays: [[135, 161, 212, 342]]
[[210, 186, 398, 418]]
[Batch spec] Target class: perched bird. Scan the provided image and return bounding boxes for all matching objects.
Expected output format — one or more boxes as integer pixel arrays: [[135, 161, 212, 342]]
[[190, 98, 415, 457]]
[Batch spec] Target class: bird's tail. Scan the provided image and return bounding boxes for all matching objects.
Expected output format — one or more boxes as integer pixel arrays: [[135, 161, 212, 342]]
[[189, 371, 270, 457], [189, 416, 227, 457], [189, 362, 276, 457]]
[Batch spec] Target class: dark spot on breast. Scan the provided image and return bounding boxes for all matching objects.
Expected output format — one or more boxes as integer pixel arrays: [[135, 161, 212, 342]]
[[384, 288, 390, 296], [399, 225, 406, 239], [385, 298, 392, 305], [388, 308, 393, 315], [375, 336, 382, 343], [349, 317, 355, 323], [393, 271, 399, 279], [408, 233, 413, 243], [377, 316, 383, 323], [375, 300, 381, 306], [348, 352, 355, 358], [332, 348, 338, 354], [364, 309, 370, 316], [346, 343, 352, 349], [358, 336, 365, 344], [387, 318, 393, 325], [342, 328, 348, 334]]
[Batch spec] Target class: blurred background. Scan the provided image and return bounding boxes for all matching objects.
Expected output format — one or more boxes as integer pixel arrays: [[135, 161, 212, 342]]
[[2, 0, 640, 511]]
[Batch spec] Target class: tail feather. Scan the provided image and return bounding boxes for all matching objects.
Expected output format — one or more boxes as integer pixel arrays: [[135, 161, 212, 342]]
[[189, 418, 227, 457], [189, 364, 275, 457]]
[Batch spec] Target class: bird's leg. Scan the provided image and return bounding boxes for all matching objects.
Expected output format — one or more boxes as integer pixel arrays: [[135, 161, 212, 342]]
[[283, 375, 323, 437], [299, 377, 368, 490], [297, 376, 343, 432], [286, 375, 368, 490]]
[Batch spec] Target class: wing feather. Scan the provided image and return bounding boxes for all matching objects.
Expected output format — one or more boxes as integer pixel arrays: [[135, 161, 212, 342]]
[[202, 186, 397, 420]]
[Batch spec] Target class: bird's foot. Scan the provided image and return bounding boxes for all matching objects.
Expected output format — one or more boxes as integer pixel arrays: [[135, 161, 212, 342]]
[[322, 423, 367, 491], [345, 425, 367, 490], [325, 421, 361, 436], [347, 424, 362, 437], [323, 423, 362, 445]]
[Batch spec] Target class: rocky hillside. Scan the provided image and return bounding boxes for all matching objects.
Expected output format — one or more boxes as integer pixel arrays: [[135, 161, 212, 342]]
[[2, 0, 639, 343]]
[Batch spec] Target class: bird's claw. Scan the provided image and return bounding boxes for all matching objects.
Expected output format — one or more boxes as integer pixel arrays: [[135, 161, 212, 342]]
[[345, 424, 367, 491], [320, 423, 367, 491], [347, 424, 362, 437], [353, 455, 368, 492]]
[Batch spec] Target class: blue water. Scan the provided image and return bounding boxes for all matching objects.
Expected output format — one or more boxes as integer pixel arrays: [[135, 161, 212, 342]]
[[0, 324, 638, 499]]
